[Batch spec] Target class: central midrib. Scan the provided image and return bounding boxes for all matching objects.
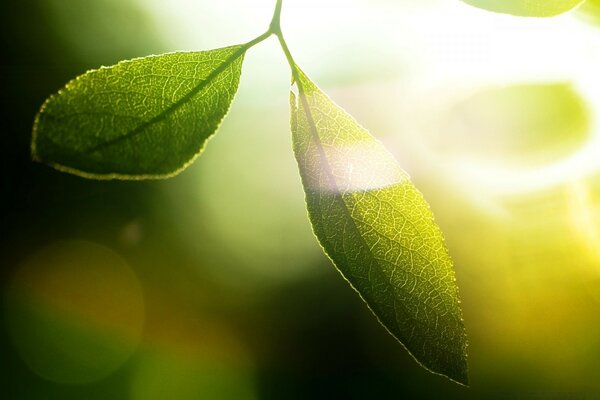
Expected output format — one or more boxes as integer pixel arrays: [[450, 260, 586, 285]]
[[82, 45, 246, 155], [295, 81, 464, 341]]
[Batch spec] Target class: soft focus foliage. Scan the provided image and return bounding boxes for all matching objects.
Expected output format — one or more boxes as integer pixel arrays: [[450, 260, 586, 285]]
[[434, 83, 590, 168], [577, 0, 600, 25], [2, 0, 600, 399], [463, 0, 585, 17]]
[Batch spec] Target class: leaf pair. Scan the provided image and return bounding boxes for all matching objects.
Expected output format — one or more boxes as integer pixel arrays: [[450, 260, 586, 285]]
[[32, 39, 468, 383]]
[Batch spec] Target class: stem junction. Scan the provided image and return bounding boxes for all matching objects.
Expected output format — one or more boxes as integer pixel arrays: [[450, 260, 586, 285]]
[[243, 0, 300, 83]]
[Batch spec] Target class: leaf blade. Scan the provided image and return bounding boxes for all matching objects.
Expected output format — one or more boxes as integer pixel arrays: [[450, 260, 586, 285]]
[[290, 69, 468, 384], [462, 0, 584, 17], [32, 45, 246, 179]]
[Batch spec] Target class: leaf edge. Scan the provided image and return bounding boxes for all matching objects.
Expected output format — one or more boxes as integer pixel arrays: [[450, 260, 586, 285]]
[[288, 75, 470, 386], [31, 46, 248, 181]]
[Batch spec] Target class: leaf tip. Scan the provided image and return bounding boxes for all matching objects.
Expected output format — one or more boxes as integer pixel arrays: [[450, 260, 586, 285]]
[[443, 348, 470, 386], [415, 342, 469, 386], [450, 364, 470, 387]]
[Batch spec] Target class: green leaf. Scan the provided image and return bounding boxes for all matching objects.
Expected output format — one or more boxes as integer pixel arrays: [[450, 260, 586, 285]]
[[462, 0, 584, 17], [32, 45, 246, 179], [577, 0, 600, 27], [290, 69, 468, 384], [444, 83, 590, 167]]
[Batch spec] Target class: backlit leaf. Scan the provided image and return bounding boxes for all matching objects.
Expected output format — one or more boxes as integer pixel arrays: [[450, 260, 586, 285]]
[[462, 0, 584, 17], [32, 45, 246, 179], [290, 68, 468, 384], [577, 0, 600, 27]]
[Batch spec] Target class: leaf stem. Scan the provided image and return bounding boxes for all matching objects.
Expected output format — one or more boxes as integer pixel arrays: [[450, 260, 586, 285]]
[[244, 1, 301, 86], [275, 33, 299, 83], [268, 0, 301, 83], [269, 0, 284, 33], [242, 30, 272, 51]]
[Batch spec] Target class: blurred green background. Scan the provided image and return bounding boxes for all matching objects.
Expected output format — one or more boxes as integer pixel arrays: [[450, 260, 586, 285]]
[[2, 0, 600, 398]]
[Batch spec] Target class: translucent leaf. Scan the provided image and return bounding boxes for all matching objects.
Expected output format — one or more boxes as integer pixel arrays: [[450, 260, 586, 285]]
[[577, 0, 600, 27], [290, 68, 468, 384], [32, 45, 246, 179], [462, 0, 584, 17], [442, 83, 590, 167]]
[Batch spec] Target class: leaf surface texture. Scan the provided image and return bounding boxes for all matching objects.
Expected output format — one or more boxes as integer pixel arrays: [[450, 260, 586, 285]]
[[32, 45, 245, 179], [290, 69, 468, 384]]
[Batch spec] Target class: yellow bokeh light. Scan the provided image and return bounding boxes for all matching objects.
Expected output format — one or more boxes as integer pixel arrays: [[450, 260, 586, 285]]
[[5, 240, 145, 384]]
